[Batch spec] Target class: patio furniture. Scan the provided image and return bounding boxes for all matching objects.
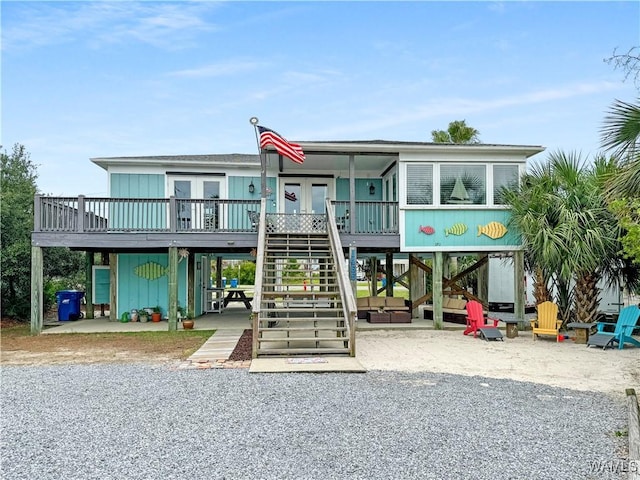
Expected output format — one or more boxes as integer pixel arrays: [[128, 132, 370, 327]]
[[566, 322, 597, 344], [587, 305, 640, 350], [463, 300, 502, 340], [530, 301, 562, 341]]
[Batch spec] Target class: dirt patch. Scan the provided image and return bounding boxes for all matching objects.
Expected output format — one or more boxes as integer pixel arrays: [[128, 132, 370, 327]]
[[227, 329, 252, 361], [1, 323, 213, 366]]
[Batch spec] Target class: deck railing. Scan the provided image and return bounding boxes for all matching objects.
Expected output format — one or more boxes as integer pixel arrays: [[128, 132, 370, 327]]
[[34, 196, 400, 235]]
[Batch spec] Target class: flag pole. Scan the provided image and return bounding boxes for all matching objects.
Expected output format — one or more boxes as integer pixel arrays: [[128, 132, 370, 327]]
[[249, 116, 266, 199]]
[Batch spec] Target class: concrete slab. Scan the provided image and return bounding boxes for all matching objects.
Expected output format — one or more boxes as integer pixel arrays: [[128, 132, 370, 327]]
[[249, 356, 366, 373]]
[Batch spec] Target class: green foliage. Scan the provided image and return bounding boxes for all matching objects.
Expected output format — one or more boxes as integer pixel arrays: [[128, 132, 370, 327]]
[[431, 120, 481, 144], [1, 145, 38, 319], [222, 261, 256, 285], [610, 198, 640, 265], [282, 258, 304, 280]]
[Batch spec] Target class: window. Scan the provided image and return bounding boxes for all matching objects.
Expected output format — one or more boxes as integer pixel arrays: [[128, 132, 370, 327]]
[[493, 165, 519, 205], [406, 164, 433, 205], [440, 165, 486, 205]]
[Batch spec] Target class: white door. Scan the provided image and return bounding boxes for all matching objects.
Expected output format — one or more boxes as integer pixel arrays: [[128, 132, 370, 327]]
[[169, 176, 225, 229], [280, 178, 331, 214]]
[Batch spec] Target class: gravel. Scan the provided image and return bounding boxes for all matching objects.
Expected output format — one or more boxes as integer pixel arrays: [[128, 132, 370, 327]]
[[1, 365, 630, 480]]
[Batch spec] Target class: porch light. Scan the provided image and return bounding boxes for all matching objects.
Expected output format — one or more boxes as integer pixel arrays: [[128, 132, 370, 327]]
[[248, 181, 255, 194], [369, 183, 375, 195]]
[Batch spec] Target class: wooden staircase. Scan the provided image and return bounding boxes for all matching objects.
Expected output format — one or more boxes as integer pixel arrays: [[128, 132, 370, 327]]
[[254, 231, 352, 357]]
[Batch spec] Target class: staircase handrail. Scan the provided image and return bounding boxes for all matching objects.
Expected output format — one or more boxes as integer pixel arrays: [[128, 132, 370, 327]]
[[325, 199, 357, 356], [251, 198, 267, 358]]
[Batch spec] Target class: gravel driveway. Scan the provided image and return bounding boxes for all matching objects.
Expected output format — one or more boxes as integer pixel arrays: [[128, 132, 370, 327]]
[[1, 365, 629, 479]]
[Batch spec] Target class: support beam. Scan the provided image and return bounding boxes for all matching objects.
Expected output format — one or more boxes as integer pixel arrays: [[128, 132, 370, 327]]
[[514, 250, 525, 327], [30, 246, 43, 335], [370, 256, 378, 296], [85, 252, 94, 320], [216, 256, 223, 288], [188, 252, 195, 316], [477, 253, 489, 304], [385, 252, 394, 297], [168, 246, 178, 331], [409, 254, 424, 319], [433, 251, 444, 329], [109, 253, 117, 321]]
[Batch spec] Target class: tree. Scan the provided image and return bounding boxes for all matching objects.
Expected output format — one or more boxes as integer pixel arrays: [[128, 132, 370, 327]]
[[431, 120, 480, 144], [1, 144, 38, 319], [605, 46, 640, 90], [504, 151, 632, 323], [601, 98, 640, 265]]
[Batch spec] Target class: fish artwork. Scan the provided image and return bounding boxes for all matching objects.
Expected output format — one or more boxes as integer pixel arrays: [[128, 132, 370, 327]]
[[419, 225, 435, 235], [444, 223, 467, 236], [477, 221, 508, 239], [134, 261, 169, 280]]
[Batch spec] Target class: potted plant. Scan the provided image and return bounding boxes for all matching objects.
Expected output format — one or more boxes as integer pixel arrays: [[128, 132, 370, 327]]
[[182, 310, 195, 330], [139, 308, 149, 323], [151, 306, 162, 322], [177, 305, 185, 321]]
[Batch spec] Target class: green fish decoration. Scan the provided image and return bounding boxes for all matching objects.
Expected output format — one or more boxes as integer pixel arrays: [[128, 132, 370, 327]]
[[134, 261, 169, 280], [444, 223, 468, 237]]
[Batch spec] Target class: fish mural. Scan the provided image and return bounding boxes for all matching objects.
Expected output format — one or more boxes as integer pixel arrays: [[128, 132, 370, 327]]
[[444, 223, 467, 236], [134, 261, 169, 280], [477, 221, 508, 239], [419, 225, 435, 235]]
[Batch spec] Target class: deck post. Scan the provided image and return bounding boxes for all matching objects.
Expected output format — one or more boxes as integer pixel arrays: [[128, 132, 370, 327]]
[[433, 251, 444, 329], [109, 253, 117, 321], [188, 252, 195, 316], [348, 155, 355, 234], [385, 252, 394, 297], [514, 250, 525, 328], [30, 246, 44, 335], [168, 246, 178, 331], [409, 254, 424, 318], [85, 252, 94, 319], [477, 253, 489, 304], [369, 256, 378, 296]]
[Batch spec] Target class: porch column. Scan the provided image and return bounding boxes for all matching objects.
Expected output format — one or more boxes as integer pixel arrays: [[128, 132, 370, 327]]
[[188, 252, 195, 316], [216, 256, 223, 287], [477, 253, 489, 304], [30, 246, 43, 335], [85, 252, 94, 320], [349, 154, 355, 234], [369, 256, 378, 296], [109, 253, 117, 321], [168, 246, 178, 331], [433, 252, 444, 329], [409, 254, 424, 319], [514, 250, 525, 327], [385, 252, 394, 297]]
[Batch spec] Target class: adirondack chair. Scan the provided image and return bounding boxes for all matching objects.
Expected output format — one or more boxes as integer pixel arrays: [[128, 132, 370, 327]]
[[587, 305, 640, 350], [463, 300, 502, 340], [530, 301, 562, 341]]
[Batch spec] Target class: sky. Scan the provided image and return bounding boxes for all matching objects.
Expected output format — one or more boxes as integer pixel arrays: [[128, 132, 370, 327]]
[[2, 0, 639, 196]]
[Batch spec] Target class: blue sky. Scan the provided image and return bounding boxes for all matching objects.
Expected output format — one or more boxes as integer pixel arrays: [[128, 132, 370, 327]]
[[2, 1, 638, 196]]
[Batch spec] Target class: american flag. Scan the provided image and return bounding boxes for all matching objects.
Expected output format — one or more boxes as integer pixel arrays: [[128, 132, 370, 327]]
[[257, 125, 305, 164], [284, 190, 297, 202]]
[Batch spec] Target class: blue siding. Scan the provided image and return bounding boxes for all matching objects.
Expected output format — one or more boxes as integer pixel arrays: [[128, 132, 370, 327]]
[[336, 178, 383, 200], [404, 209, 519, 249], [111, 173, 165, 198], [117, 254, 187, 318]]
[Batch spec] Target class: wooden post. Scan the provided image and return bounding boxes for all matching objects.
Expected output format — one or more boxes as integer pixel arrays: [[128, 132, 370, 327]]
[[409, 254, 424, 319], [385, 252, 393, 297], [85, 252, 94, 319], [626, 388, 640, 480], [370, 256, 378, 296], [188, 252, 195, 316], [433, 252, 444, 329], [477, 253, 489, 304], [168, 246, 178, 331], [216, 256, 223, 287], [30, 246, 43, 335], [348, 154, 355, 234], [514, 250, 525, 328], [109, 253, 117, 321]]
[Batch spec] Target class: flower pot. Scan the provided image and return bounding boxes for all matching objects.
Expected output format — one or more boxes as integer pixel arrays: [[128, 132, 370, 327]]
[[139, 313, 149, 323], [182, 319, 195, 330], [151, 312, 162, 322]]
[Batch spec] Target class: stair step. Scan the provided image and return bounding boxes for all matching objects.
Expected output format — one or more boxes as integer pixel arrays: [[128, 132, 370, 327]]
[[256, 348, 350, 356], [259, 326, 348, 332], [261, 291, 339, 297], [257, 317, 346, 323]]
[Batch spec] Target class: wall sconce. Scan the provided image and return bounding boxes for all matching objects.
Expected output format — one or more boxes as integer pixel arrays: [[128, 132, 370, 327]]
[[369, 183, 376, 195], [248, 181, 255, 194]]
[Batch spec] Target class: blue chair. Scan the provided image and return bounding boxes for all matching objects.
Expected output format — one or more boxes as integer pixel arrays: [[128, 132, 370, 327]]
[[587, 305, 640, 350]]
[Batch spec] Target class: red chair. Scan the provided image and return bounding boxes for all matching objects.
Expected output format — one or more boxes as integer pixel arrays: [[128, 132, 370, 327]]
[[463, 300, 500, 338]]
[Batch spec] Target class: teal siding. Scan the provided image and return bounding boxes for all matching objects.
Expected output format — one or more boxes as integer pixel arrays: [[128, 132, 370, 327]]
[[92, 267, 110, 304], [110, 174, 166, 229], [336, 178, 382, 200], [227, 176, 276, 229], [111, 173, 165, 198], [404, 209, 519, 249], [117, 254, 187, 318]]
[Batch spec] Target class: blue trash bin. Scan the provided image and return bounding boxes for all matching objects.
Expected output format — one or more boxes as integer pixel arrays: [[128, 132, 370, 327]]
[[230, 278, 238, 288], [56, 290, 85, 321]]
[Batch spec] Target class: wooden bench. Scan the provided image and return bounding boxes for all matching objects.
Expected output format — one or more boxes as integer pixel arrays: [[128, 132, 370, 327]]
[[357, 297, 412, 323]]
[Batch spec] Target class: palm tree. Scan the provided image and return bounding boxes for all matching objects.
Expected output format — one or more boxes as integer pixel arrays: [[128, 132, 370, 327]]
[[431, 120, 480, 144], [601, 98, 640, 265], [504, 151, 624, 323]]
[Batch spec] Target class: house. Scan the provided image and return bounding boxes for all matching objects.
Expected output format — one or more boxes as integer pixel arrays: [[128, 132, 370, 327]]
[[31, 139, 544, 356]]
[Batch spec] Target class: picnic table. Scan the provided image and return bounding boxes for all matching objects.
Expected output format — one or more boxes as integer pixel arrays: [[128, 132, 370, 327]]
[[223, 288, 253, 310]]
